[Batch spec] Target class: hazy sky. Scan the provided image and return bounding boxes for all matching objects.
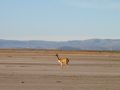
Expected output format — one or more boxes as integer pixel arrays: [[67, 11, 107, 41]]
[[0, 0, 120, 41]]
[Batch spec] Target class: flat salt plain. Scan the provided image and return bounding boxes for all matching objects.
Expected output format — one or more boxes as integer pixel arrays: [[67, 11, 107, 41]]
[[0, 49, 120, 90]]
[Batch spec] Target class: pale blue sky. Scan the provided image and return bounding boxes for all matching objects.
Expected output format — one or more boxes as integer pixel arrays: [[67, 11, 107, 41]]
[[0, 0, 120, 41]]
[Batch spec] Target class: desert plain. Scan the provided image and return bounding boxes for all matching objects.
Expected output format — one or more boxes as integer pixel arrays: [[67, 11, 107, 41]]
[[0, 49, 120, 90]]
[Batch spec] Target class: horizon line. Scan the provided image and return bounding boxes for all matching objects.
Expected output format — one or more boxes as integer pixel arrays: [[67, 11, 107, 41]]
[[0, 38, 120, 42]]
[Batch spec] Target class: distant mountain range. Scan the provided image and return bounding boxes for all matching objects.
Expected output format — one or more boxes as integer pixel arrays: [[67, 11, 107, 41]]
[[0, 39, 120, 50]]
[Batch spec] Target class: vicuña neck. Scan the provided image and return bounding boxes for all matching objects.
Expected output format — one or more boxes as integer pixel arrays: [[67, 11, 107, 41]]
[[56, 55, 60, 60]]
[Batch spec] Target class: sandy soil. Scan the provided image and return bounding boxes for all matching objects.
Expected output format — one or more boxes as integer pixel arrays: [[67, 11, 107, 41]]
[[0, 49, 120, 90]]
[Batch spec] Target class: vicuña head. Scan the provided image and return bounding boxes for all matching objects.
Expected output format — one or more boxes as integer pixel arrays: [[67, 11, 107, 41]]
[[55, 53, 69, 68], [56, 53, 58, 57]]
